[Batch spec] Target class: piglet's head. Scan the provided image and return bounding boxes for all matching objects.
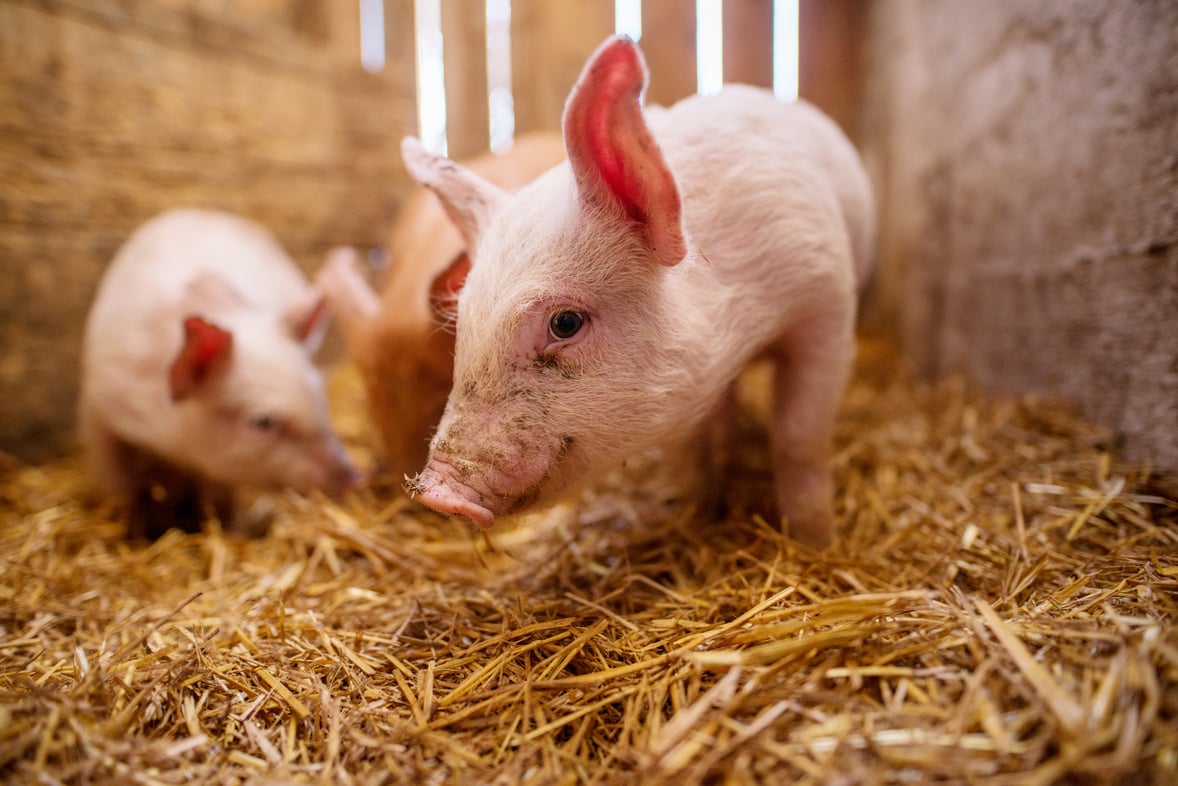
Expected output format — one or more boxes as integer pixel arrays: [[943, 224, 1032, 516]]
[[402, 36, 695, 528], [167, 300, 357, 500]]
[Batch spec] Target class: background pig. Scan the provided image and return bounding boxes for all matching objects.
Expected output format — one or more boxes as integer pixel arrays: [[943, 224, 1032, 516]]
[[315, 133, 564, 484], [79, 208, 357, 538], [402, 36, 875, 549]]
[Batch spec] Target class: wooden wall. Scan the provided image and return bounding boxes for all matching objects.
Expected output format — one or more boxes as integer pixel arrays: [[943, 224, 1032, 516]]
[[441, 0, 790, 156], [1, 0, 417, 461], [799, 0, 866, 141]]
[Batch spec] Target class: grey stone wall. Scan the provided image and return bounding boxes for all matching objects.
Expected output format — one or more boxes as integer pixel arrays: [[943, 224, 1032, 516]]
[[859, 0, 1178, 473]]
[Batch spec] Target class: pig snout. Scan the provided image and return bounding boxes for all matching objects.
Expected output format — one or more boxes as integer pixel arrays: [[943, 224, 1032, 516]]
[[408, 435, 571, 528], [409, 459, 496, 528], [406, 397, 579, 527], [303, 436, 361, 497], [325, 455, 362, 497]]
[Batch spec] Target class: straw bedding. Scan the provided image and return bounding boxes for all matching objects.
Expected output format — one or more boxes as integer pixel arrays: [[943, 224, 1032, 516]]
[[2, 338, 1175, 784]]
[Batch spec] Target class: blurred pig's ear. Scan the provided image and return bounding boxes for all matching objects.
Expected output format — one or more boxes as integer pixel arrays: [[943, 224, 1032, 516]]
[[562, 36, 686, 267], [170, 316, 233, 401], [428, 251, 471, 326], [284, 293, 330, 353], [401, 136, 508, 257], [186, 272, 246, 310]]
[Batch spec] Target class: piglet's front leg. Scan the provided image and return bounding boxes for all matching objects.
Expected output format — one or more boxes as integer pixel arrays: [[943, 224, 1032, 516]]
[[768, 311, 856, 550]]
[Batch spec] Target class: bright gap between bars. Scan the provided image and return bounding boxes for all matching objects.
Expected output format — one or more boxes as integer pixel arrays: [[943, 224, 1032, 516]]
[[359, 0, 385, 72], [361, 1, 799, 155]]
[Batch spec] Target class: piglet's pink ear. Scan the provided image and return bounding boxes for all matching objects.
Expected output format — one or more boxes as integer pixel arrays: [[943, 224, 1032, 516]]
[[170, 316, 233, 402], [401, 136, 509, 257], [285, 293, 330, 353], [429, 251, 471, 325], [563, 36, 686, 267]]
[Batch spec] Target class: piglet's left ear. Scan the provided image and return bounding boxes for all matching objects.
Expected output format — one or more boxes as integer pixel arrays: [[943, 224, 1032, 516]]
[[285, 292, 331, 353], [401, 136, 509, 258], [170, 316, 233, 401]]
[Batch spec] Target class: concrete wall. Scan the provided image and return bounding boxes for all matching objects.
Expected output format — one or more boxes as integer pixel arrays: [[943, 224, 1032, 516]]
[[859, 0, 1178, 472]]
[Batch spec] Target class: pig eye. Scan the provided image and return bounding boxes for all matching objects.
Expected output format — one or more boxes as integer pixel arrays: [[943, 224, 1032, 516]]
[[250, 414, 279, 433], [548, 310, 585, 341]]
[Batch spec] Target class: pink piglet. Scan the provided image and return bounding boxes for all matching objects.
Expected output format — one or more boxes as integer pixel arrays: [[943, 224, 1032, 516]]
[[400, 37, 875, 549], [79, 208, 358, 537]]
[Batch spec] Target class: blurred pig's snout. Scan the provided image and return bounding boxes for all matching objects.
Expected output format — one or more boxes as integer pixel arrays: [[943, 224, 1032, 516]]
[[320, 439, 362, 497], [330, 461, 362, 496]]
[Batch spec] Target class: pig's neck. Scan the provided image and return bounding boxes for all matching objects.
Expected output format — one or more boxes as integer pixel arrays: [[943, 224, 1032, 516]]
[[647, 256, 776, 432]]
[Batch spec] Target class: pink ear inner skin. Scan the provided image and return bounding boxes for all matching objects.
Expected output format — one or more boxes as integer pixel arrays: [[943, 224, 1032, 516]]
[[294, 298, 328, 342], [169, 316, 233, 401], [563, 37, 686, 265], [429, 252, 472, 320]]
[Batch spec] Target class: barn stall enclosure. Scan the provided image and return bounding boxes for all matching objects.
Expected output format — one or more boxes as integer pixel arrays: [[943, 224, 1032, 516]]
[[1, 1, 1176, 783]]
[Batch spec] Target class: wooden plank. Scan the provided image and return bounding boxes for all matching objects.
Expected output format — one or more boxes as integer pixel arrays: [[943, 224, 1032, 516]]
[[799, 0, 867, 139], [441, 0, 491, 157], [641, 0, 698, 107], [323, 0, 360, 62], [510, 0, 614, 134], [385, 0, 418, 106], [34, 0, 336, 74], [723, 0, 773, 89]]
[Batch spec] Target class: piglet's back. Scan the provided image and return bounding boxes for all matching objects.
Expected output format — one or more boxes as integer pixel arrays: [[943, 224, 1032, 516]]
[[90, 208, 308, 323], [648, 88, 875, 291]]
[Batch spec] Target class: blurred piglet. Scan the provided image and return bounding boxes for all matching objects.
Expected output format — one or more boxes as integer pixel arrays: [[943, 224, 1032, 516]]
[[315, 133, 564, 483], [79, 208, 358, 538], [402, 37, 875, 548]]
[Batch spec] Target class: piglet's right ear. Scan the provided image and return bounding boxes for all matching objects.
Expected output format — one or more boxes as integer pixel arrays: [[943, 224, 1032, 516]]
[[169, 316, 233, 401], [563, 36, 686, 267], [401, 136, 508, 256]]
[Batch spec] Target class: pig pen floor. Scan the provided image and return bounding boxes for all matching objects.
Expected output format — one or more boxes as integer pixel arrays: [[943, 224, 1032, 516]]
[[1, 338, 1175, 785]]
